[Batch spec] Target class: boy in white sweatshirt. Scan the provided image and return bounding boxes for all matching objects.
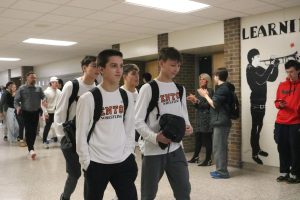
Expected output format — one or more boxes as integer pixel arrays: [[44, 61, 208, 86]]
[[42, 76, 61, 148], [135, 47, 193, 200], [54, 56, 99, 200], [76, 49, 137, 200]]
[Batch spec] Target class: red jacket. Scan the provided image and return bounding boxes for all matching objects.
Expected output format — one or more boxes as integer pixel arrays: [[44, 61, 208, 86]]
[[275, 78, 300, 124]]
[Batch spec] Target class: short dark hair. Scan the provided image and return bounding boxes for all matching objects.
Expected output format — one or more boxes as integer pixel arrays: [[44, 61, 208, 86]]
[[81, 55, 96, 66], [247, 48, 260, 63], [5, 81, 14, 88], [97, 49, 123, 67], [142, 72, 152, 82], [57, 78, 63, 85], [123, 64, 139, 75], [158, 47, 182, 63], [285, 60, 300, 70], [26, 71, 35, 77], [214, 67, 228, 82]]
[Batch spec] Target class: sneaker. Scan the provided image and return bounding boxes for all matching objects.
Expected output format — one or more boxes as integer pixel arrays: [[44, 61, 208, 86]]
[[252, 155, 263, 165], [3, 136, 8, 141], [276, 174, 289, 182], [18, 140, 27, 147], [43, 141, 49, 149], [29, 150, 36, 160], [52, 137, 58, 143], [287, 176, 300, 184], [210, 171, 230, 179], [258, 150, 268, 157]]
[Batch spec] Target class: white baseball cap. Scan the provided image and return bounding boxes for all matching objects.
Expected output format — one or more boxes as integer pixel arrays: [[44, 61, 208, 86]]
[[49, 76, 58, 82]]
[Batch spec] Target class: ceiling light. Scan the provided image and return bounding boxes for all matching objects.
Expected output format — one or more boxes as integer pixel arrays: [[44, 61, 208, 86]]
[[125, 0, 210, 13], [0, 57, 20, 61], [23, 38, 77, 46]]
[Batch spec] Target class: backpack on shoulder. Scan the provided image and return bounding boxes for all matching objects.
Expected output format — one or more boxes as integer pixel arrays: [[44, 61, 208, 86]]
[[227, 83, 240, 120], [62, 79, 128, 151]]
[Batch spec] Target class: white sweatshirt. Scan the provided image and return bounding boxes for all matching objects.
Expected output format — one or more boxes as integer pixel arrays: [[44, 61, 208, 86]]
[[43, 87, 61, 114], [54, 78, 96, 141], [135, 80, 191, 156], [76, 85, 135, 170]]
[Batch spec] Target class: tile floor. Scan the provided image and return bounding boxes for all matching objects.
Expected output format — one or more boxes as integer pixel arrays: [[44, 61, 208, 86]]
[[0, 133, 299, 200]]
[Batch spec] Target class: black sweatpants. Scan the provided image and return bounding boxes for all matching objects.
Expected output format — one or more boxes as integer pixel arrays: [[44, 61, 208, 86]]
[[274, 123, 300, 176], [22, 110, 40, 152], [42, 113, 54, 143], [85, 154, 138, 200]]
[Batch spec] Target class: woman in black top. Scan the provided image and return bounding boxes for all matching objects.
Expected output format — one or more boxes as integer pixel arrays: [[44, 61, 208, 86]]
[[187, 73, 214, 166]]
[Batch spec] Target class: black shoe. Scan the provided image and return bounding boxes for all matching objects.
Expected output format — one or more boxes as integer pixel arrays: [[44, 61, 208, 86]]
[[60, 194, 69, 200], [258, 150, 268, 157], [276, 174, 289, 182], [188, 157, 199, 163], [198, 159, 212, 166], [3, 136, 7, 141], [52, 137, 58, 142], [287, 176, 300, 184], [17, 137, 21, 142], [252, 155, 263, 165]]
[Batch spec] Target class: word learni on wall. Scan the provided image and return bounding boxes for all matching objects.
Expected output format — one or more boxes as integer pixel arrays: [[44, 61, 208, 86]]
[[242, 19, 300, 40]]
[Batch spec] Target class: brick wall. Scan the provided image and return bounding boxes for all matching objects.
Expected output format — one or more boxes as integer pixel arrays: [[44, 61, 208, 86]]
[[157, 33, 168, 50], [224, 18, 242, 168]]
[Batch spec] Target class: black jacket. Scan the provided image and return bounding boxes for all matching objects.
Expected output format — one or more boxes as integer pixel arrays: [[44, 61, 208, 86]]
[[210, 82, 232, 127]]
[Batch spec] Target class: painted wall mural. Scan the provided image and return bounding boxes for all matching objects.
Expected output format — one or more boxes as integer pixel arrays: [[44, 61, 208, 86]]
[[241, 6, 300, 167]]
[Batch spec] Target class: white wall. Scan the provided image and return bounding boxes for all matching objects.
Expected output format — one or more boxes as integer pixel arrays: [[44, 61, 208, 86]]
[[35, 56, 83, 78], [120, 36, 157, 59], [241, 6, 300, 167], [169, 22, 224, 50], [0, 71, 8, 86]]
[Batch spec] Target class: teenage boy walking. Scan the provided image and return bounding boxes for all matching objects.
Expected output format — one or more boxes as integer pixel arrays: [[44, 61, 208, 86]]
[[54, 56, 99, 200], [76, 49, 138, 200], [135, 47, 193, 200]]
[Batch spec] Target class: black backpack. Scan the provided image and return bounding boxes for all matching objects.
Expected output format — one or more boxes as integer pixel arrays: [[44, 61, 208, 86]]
[[62, 79, 128, 151], [227, 85, 240, 120], [144, 80, 184, 122]]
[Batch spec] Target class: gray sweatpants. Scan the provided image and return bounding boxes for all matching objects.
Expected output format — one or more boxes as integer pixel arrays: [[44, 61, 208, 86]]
[[213, 126, 231, 176], [141, 147, 190, 200]]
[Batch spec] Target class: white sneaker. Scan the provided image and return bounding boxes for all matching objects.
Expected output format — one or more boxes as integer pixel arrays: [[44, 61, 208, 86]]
[[43, 142, 49, 149], [29, 150, 36, 160]]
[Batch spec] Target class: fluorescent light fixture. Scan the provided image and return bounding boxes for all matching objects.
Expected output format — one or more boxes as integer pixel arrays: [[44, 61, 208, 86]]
[[23, 38, 77, 46], [0, 57, 20, 61], [125, 0, 210, 13]]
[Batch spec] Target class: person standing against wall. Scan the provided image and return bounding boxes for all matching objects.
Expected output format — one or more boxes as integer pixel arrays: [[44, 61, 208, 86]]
[[187, 73, 213, 166], [274, 60, 300, 184], [198, 68, 232, 179], [14, 72, 46, 160]]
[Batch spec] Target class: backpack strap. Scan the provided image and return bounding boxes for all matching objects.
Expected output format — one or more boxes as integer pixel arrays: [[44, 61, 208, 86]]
[[145, 80, 160, 122], [119, 88, 128, 122], [66, 79, 79, 122], [87, 87, 129, 144], [175, 83, 183, 103], [87, 87, 103, 144]]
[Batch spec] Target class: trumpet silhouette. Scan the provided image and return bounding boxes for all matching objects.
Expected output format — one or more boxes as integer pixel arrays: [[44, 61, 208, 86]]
[[260, 51, 298, 65]]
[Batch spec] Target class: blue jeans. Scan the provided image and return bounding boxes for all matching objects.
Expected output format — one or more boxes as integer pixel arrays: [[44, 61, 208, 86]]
[[213, 126, 231, 176]]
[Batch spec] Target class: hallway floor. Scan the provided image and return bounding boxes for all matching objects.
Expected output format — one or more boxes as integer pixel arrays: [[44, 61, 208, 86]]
[[0, 133, 299, 200]]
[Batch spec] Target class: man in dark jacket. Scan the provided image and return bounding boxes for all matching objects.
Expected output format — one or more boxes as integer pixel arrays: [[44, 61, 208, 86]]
[[198, 67, 232, 179]]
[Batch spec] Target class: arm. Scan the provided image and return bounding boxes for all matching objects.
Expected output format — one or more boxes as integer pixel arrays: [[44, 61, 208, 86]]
[[0, 92, 7, 113], [42, 90, 48, 118], [54, 81, 73, 141], [198, 88, 215, 109], [76, 92, 94, 170], [14, 88, 22, 114], [274, 83, 286, 109], [267, 62, 279, 82], [181, 87, 193, 135], [135, 84, 159, 145], [124, 92, 135, 153], [255, 66, 277, 85]]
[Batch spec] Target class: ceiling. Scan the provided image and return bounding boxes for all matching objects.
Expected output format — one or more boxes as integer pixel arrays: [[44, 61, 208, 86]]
[[0, 0, 299, 71]]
